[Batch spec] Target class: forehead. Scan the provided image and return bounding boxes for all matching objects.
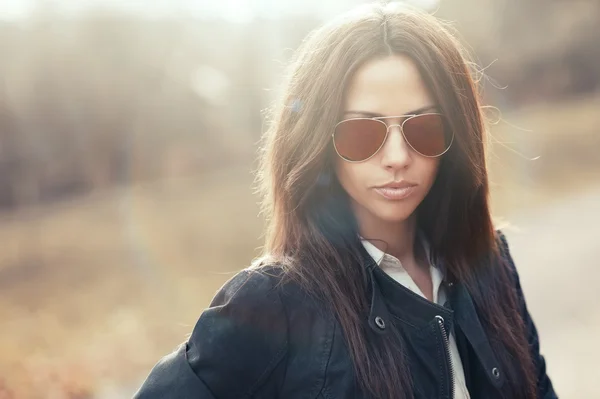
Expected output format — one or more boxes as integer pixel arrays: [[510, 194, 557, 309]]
[[343, 54, 434, 116]]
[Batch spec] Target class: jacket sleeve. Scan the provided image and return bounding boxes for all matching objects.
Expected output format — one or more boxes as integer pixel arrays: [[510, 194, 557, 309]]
[[498, 232, 558, 399], [133, 269, 289, 399]]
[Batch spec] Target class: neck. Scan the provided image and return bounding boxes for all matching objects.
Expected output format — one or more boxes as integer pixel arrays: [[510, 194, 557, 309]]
[[357, 212, 418, 261]]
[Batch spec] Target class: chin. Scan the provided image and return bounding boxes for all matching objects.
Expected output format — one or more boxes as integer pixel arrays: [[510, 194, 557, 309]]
[[370, 205, 416, 224]]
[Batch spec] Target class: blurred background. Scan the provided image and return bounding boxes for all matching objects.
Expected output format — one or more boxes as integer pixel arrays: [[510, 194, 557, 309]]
[[0, 0, 599, 397]]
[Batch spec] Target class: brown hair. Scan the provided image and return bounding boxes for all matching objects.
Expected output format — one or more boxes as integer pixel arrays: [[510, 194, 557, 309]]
[[256, 3, 536, 398]]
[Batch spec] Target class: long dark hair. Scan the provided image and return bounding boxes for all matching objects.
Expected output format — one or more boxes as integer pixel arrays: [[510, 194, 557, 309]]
[[256, 3, 536, 398]]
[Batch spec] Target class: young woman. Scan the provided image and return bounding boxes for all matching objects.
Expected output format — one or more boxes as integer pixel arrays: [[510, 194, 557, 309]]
[[134, 3, 556, 398]]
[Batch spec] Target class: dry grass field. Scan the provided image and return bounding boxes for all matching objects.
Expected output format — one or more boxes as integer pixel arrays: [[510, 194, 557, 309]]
[[1, 96, 599, 398]]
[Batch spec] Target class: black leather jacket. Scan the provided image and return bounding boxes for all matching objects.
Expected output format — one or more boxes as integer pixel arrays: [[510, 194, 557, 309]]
[[134, 233, 557, 399]]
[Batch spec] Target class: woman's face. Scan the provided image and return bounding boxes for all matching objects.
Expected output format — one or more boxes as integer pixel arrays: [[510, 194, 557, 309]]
[[334, 54, 441, 228]]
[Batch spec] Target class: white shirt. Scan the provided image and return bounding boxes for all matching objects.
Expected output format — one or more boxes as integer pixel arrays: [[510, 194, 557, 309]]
[[361, 238, 471, 399]]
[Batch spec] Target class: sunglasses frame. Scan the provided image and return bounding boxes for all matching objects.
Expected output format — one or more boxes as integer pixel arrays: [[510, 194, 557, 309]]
[[332, 112, 454, 163]]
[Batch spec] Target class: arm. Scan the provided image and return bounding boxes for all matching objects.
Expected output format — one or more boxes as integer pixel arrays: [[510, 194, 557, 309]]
[[133, 269, 288, 398], [498, 232, 558, 399]]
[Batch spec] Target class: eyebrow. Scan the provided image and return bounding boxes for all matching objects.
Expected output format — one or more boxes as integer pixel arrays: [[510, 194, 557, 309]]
[[343, 105, 438, 118]]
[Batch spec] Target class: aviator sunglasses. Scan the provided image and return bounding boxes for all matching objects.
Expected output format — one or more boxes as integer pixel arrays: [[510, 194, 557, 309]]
[[332, 112, 453, 162]]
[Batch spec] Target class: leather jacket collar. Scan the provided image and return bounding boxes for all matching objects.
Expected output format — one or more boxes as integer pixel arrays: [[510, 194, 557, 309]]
[[361, 245, 505, 389]]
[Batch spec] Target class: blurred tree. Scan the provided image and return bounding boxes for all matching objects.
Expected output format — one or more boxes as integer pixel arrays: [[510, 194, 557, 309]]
[[0, 1, 597, 211]]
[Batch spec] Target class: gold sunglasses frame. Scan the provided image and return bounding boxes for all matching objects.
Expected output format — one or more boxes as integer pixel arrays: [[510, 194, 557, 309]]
[[332, 112, 454, 163]]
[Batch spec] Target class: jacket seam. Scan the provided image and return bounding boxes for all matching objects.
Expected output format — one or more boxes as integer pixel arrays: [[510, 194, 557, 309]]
[[277, 284, 291, 395], [391, 313, 419, 329], [245, 344, 288, 397], [316, 318, 336, 399], [244, 277, 289, 397]]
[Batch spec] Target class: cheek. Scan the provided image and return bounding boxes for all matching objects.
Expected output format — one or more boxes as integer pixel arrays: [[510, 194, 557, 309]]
[[423, 158, 440, 179], [334, 159, 365, 193]]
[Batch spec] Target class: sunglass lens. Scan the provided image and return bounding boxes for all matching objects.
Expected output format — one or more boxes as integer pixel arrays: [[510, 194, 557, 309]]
[[334, 119, 387, 162], [402, 114, 448, 157]]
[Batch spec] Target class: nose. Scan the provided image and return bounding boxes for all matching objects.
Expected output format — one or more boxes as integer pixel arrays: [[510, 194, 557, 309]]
[[380, 124, 412, 169]]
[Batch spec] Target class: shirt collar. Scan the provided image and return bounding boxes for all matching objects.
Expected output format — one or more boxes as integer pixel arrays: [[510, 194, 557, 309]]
[[360, 231, 445, 303], [359, 229, 434, 267]]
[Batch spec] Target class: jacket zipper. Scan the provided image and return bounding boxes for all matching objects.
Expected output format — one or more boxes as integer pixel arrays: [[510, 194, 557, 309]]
[[435, 315, 454, 399]]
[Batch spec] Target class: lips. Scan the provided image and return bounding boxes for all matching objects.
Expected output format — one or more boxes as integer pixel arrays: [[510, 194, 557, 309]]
[[375, 181, 417, 190], [373, 181, 417, 200]]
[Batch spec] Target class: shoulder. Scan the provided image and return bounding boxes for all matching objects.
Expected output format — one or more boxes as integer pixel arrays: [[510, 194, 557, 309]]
[[493, 232, 558, 397], [493, 229, 520, 280], [186, 263, 332, 397], [468, 230, 522, 299], [489, 229, 530, 317], [206, 264, 286, 308], [204, 263, 322, 319], [495, 229, 512, 261], [185, 265, 289, 397]]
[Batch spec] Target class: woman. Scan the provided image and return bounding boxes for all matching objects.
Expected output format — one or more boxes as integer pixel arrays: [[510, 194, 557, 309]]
[[134, 3, 556, 398]]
